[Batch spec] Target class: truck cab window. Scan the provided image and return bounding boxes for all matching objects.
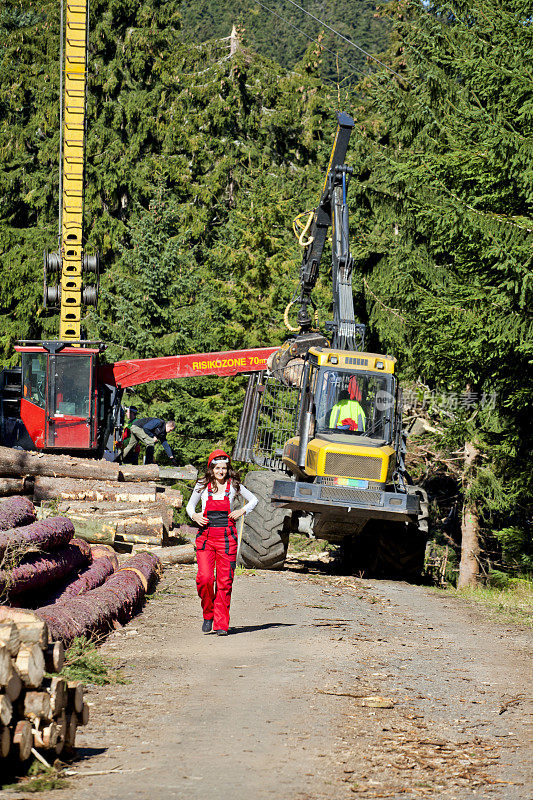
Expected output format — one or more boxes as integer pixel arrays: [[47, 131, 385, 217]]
[[52, 356, 91, 417], [315, 368, 394, 440], [23, 354, 47, 408]]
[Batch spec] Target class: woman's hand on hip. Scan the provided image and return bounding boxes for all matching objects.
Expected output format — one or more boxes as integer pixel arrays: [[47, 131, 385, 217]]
[[192, 512, 208, 526], [229, 508, 245, 522]]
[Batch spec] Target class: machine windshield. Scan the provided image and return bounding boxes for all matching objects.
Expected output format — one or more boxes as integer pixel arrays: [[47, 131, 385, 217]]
[[314, 368, 395, 440], [52, 356, 91, 417], [22, 353, 47, 408]]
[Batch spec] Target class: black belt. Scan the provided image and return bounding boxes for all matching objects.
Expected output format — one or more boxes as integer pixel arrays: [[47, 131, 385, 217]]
[[206, 510, 230, 527]]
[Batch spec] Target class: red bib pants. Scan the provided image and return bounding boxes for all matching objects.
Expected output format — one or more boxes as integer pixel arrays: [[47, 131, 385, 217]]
[[195, 481, 238, 632]]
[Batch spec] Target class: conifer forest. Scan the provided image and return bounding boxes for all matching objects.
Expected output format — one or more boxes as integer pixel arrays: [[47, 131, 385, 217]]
[[0, 0, 532, 582]]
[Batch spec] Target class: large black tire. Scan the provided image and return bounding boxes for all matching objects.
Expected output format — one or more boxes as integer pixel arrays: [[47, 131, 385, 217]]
[[238, 470, 290, 570], [341, 487, 430, 580]]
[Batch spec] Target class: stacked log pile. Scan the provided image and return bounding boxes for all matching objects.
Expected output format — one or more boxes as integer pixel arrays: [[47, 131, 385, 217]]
[[0, 497, 161, 642], [0, 453, 171, 768], [0, 609, 89, 762], [0, 447, 190, 550]]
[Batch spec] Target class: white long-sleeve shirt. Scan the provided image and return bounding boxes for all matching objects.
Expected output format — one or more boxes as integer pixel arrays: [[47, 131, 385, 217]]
[[186, 482, 258, 520]]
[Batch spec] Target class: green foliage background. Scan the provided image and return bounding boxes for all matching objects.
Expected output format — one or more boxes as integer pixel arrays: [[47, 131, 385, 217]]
[[0, 0, 531, 571]]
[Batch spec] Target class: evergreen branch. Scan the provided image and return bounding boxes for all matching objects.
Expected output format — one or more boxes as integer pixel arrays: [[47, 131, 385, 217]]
[[360, 135, 533, 237], [362, 277, 406, 324]]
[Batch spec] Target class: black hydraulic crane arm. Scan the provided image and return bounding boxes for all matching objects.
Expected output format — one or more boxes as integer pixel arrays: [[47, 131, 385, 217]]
[[296, 111, 365, 352]]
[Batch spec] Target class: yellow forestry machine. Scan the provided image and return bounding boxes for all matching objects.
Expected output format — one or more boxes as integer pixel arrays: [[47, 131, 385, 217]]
[[234, 112, 429, 578]]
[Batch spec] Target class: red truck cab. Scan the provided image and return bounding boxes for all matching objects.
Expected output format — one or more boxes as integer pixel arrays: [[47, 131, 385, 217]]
[[16, 341, 101, 450]]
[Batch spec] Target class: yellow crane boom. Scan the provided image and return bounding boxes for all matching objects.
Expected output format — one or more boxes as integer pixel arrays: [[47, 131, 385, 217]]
[[44, 0, 98, 342], [59, 1, 88, 341]]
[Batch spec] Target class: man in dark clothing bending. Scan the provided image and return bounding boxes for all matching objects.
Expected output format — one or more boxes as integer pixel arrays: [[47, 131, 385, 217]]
[[122, 418, 177, 465]]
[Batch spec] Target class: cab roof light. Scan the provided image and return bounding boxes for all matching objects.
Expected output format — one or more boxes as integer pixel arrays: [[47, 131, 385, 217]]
[[329, 356, 338, 364], [375, 360, 385, 369]]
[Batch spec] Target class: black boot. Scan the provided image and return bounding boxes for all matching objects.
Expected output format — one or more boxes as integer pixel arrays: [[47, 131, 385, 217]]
[[202, 619, 213, 633]]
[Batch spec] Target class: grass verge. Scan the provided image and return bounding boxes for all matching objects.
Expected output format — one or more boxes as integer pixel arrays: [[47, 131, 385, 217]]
[[59, 635, 128, 685], [1, 760, 69, 793], [287, 533, 332, 557], [436, 578, 533, 627], [235, 565, 256, 576]]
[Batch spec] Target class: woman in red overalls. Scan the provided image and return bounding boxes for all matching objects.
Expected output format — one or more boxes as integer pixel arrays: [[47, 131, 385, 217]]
[[186, 450, 258, 635]]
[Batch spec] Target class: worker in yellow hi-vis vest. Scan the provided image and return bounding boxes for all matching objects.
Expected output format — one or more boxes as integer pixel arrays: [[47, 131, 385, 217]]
[[329, 376, 366, 432]]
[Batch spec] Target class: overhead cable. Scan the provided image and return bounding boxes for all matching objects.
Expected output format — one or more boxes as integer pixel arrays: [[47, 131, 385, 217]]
[[282, 0, 407, 82], [252, 0, 369, 79]]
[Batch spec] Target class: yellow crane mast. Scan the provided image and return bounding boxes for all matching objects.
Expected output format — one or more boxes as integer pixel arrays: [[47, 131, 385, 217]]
[[44, 0, 98, 342], [59, 1, 88, 341]]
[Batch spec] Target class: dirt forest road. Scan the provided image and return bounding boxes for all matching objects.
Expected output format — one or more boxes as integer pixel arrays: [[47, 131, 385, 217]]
[[16, 555, 532, 800]]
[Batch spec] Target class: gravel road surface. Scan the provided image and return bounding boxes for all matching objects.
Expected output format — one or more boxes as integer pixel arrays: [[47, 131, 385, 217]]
[[6, 555, 531, 800]]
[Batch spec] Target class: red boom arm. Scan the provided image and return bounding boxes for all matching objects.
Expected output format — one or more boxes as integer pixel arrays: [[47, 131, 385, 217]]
[[99, 347, 278, 389]]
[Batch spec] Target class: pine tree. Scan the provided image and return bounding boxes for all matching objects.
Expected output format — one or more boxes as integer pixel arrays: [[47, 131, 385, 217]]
[[348, 0, 533, 571]]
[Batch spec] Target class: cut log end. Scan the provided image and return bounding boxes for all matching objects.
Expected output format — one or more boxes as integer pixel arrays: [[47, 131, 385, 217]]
[[0, 724, 11, 758], [0, 694, 13, 726], [80, 702, 89, 726], [67, 681, 84, 714], [13, 719, 33, 761], [63, 712, 78, 752], [45, 641, 65, 673], [16, 644, 45, 689]]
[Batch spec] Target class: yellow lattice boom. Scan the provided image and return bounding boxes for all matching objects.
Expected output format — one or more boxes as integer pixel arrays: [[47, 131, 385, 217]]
[[60, 1, 88, 342]]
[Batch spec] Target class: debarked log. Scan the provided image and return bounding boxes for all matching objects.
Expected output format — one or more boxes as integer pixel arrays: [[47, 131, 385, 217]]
[[115, 531, 163, 546], [0, 517, 74, 559], [0, 539, 91, 598], [67, 515, 166, 546], [56, 501, 174, 532], [151, 543, 196, 565], [36, 552, 161, 643], [0, 478, 33, 496], [0, 446, 159, 483], [0, 496, 36, 531], [66, 517, 116, 546], [158, 488, 182, 508], [34, 477, 158, 504]]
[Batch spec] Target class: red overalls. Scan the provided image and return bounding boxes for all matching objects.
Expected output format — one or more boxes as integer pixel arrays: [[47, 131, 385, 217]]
[[195, 481, 238, 632]]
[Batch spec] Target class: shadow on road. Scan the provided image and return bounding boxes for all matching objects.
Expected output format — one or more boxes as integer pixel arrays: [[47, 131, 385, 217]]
[[69, 747, 108, 762], [284, 555, 428, 586], [229, 622, 295, 635]]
